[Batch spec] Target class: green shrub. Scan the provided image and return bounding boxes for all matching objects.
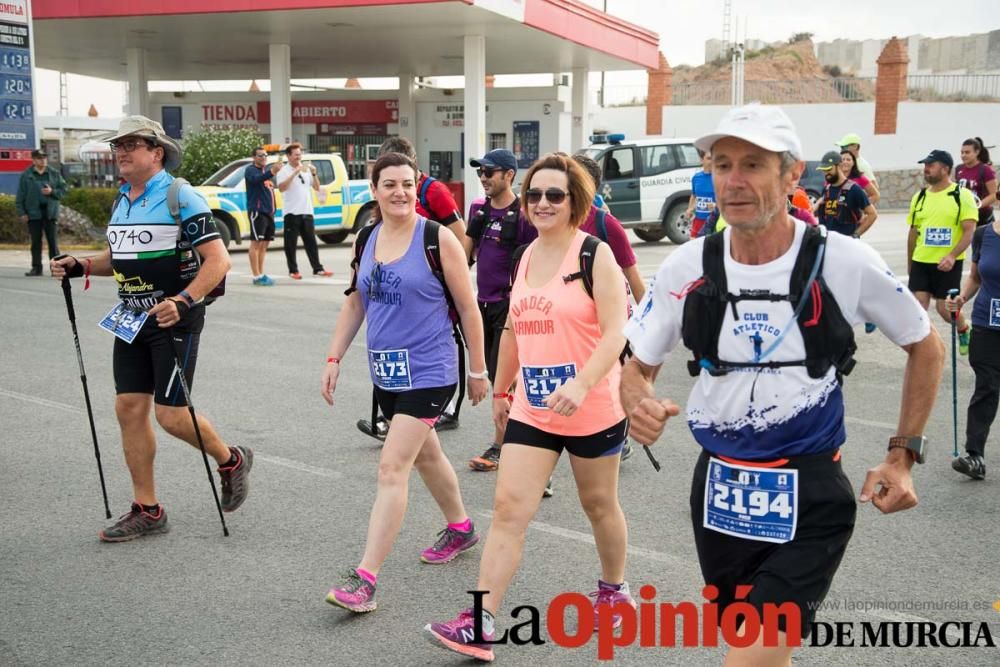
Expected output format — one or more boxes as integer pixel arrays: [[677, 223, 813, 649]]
[[177, 125, 265, 185], [0, 194, 28, 243], [63, 188, 119, 228]]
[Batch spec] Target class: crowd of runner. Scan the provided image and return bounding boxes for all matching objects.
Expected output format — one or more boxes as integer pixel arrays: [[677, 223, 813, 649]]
[[45, 104, 1000, 664]]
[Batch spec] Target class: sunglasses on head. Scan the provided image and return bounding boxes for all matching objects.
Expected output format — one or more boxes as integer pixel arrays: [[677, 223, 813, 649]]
[[476, 167, 501, 178], [525, 188, 570, 205]]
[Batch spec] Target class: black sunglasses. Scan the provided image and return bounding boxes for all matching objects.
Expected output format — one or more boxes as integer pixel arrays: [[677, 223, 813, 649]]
[[476, 167, 501, 178], [525, 188, 570, 205], [298, 174, 305, 184], [254, 153, 267, 158]]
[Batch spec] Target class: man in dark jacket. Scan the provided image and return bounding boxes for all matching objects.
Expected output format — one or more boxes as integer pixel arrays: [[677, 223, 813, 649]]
[[16, 149, 67, 276]]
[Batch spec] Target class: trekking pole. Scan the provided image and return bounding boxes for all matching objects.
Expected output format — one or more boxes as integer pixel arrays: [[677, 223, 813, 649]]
[[642, 443, 661, 472], [166, 328, 229, 537], [59, 275, 112, 519], [947, 288, 960, 458]]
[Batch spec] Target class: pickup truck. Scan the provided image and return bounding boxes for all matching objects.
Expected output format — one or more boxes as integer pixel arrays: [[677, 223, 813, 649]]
[[195, 151, 376, 247]]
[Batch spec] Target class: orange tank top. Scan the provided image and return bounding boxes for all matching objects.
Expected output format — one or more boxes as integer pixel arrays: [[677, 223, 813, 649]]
[[508, 230, 625, 435]]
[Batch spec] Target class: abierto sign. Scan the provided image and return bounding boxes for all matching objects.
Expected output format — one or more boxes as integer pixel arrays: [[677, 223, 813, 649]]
[[256, 99, 398, 124]]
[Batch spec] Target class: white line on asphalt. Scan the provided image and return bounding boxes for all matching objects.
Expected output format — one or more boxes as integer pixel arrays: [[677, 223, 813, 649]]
[[256, 453, 343, 478], [0, 384, 955, 636], [210, 318, 284, 333], [0, 286, 60, 298], [476, 509, 694, 570], [0, 388, 84, 413], [845, 416, 898, 430]]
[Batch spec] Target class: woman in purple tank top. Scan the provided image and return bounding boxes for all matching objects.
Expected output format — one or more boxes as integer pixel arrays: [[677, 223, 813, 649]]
[[319, 152, 489, 613]]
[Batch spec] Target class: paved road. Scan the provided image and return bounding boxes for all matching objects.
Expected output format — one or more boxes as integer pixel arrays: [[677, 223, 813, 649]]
[[1, 214, 998, 666]]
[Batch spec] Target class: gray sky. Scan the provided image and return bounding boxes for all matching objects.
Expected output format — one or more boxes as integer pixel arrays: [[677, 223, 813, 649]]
[[34, 0, 1000, 116]]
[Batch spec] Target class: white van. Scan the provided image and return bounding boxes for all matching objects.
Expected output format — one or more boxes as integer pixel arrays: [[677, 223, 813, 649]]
[[579, 133, 701, 243]]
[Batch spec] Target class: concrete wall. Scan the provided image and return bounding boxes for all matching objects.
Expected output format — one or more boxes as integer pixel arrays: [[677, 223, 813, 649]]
[[592, 101, 1000, 170], [817, 32, 1000, 76]]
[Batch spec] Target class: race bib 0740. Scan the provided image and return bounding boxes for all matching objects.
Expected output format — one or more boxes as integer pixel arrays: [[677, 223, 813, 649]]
[[704, 457, 798, 544], [369, 349, 412, 389], [521, 363, 576, 409], [924, 227, 953, 247], [98, 302, 149, 344]]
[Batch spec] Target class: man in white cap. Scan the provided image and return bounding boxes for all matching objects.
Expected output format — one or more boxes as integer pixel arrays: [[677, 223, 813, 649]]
[[620, 104, 944, 662], [50, 116, 253, 542]]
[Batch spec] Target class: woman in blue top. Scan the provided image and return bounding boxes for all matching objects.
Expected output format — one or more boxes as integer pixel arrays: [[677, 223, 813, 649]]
[[946, 220, 1000, 480], [320, 152, 489, 612]]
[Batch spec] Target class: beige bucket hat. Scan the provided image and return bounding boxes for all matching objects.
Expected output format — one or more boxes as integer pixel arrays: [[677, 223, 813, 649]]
[[108, 115, 183, 171]]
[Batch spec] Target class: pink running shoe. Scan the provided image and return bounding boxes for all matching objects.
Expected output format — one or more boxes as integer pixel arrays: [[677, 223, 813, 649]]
[[420, 522, 479, 564], [325, 568, 377, 613], [590, 582, 637, 630], [424, 608, 495, 662]]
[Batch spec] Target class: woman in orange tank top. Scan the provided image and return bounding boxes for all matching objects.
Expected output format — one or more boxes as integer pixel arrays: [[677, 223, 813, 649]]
[[425, 154, 633, 661]]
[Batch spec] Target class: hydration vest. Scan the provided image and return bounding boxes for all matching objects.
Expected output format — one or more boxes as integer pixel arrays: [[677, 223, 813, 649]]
[[681, 225, 857, 381], [466, 196, 522, 251]]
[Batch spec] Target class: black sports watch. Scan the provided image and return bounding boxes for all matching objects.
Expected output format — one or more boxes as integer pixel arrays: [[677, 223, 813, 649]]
[[888, 436, 927, 464]]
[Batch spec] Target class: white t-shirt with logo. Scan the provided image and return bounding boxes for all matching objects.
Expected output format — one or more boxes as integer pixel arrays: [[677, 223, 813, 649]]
[[623, 219, 930, 459], [277, 164, 314, 216]]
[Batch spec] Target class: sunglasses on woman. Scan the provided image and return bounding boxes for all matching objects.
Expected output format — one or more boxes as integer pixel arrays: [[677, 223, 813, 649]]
[[525, 188, 570, 205]]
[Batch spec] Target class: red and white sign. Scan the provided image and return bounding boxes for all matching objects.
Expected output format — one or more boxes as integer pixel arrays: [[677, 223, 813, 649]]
[[0, 0, 27, 24], [201, 104, 259, 124], [256, 99, 398, 124]]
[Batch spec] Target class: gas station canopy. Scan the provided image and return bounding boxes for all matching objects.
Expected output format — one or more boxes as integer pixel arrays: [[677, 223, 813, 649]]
[[32, 0, 660, 80]]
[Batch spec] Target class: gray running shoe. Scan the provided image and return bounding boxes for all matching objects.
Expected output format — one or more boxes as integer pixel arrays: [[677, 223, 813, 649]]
[[219, 446, 253, 512], [952, 454, 986, 480], [99, 503, 169, 542]]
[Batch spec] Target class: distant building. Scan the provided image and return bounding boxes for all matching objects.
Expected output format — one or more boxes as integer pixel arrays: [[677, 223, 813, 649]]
[[815, 31, 1000, 76]]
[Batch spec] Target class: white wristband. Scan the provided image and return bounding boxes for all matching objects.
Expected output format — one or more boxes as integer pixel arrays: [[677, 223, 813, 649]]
[[467, 369, 489, 380]]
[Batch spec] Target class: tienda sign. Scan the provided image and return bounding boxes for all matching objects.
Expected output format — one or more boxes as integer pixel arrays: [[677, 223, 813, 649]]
[[256, 100, 397, 124], [202, 104, 259, 123]]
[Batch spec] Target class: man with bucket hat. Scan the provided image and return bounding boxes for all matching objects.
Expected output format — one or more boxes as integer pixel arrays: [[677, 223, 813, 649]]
[[50, 116, 254, 542], [621, 104, 943, 662]]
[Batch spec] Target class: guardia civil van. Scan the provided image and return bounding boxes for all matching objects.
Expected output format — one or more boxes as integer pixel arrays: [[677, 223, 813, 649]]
[[579, 133, 701, 243]]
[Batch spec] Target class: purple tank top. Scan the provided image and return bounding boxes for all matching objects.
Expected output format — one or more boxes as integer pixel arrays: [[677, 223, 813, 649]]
[[359, 217, 458, 390]]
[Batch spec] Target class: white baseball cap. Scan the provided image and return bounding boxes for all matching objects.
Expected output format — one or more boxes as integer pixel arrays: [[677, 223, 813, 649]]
[[695, 104, 803, 160]]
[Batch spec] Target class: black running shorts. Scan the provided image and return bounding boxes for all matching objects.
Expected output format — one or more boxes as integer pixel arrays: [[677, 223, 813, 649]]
[[689, 448, 857, 639], [112, 307, 205, 407], [503, 418, 628, 458], [908, 259, 963, 299], [250, 210, 275, 241], [478, 298, 510, 382], [373, 384, 457, 422]]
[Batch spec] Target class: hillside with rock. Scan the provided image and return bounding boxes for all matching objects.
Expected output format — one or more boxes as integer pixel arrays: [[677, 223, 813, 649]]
[[672, 39, 875, 104]]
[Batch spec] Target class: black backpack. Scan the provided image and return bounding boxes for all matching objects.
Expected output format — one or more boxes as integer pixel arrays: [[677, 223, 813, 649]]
[[681, 225, 857, 382]]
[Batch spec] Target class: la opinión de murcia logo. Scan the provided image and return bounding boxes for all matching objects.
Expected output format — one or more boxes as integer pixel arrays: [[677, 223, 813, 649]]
[[464, 586, 999, 659]]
